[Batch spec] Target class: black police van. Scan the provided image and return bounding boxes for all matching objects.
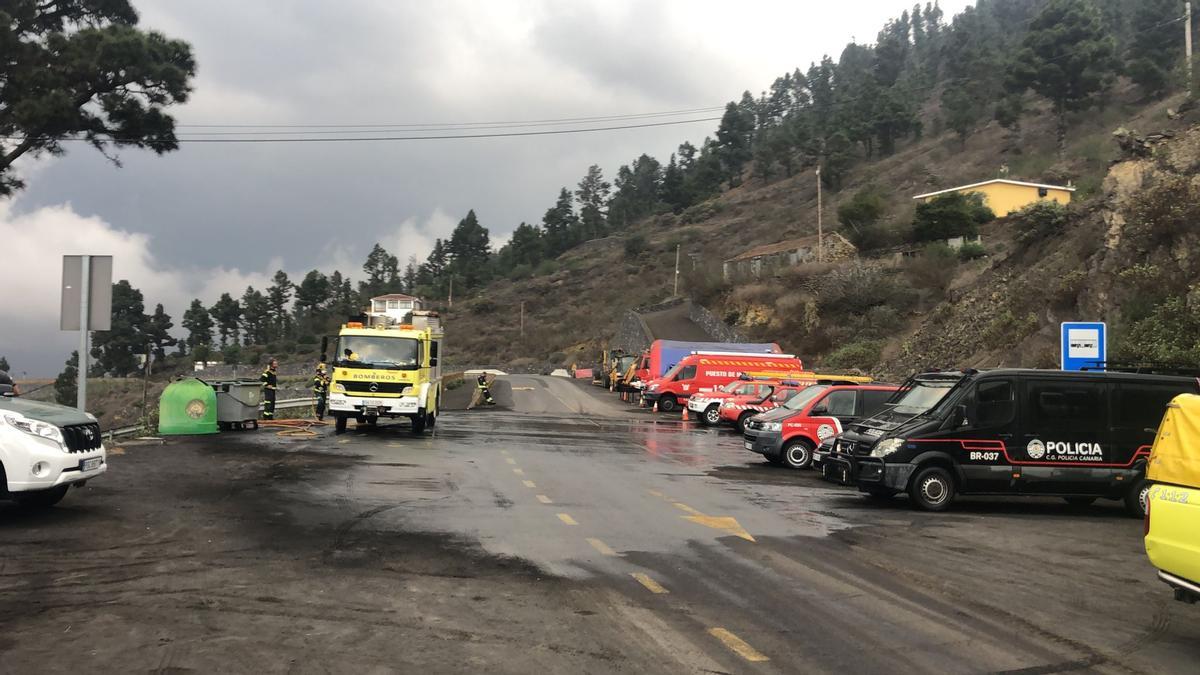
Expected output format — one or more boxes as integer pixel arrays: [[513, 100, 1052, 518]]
[[824, 369, 1200, 516]]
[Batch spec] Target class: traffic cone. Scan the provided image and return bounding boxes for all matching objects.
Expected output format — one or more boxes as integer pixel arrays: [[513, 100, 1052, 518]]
[[681, 407, 689, 421], [652, 401, 658, 413]]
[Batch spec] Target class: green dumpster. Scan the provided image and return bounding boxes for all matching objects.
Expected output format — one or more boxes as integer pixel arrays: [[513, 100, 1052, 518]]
[[158, 378, 219, 435]]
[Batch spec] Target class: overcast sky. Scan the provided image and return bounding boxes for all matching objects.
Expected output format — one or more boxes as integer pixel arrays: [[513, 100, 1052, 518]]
[[1, 0, 971, 376]]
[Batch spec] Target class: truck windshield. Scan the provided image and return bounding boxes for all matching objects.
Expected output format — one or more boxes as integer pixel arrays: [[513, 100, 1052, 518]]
[[336, 336, 421, 370], [783, 385, 829, 411]]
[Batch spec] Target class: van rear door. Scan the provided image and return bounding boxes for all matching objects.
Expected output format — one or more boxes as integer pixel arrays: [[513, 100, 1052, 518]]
[[1112, 381, 1198, 470]]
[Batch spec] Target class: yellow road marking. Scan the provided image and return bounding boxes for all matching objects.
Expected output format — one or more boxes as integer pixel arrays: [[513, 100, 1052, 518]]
[[672, 502, 704, 516], [708, 628, 769, 662], [513, 468, 524, 475], [557, 513, 578, 526], [108, 447, 126, 456], [505, 457, 517, 465], [500, 449, 510, 455], [512, 386, 535, 391], [684, 515, 756, 542], [586, 538, 618, 556], [536, 495, 553, 504], [632, 573, 669, 594], [648, 489, 665, 498], [337, 439, 350, 445], [522, 480, 536, 488]]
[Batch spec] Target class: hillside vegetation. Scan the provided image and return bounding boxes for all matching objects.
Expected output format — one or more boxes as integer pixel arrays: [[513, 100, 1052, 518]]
[[437, 0, 1200, 375]]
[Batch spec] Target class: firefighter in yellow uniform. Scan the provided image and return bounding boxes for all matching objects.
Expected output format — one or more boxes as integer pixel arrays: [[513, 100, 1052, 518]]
[[312, 363, 330, 421], [260, 358, 278, 420]]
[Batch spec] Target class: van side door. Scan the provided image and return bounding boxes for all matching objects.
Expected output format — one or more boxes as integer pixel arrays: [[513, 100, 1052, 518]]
[[931, 378, 1017, 493], [1018, 378, 1110, 495]]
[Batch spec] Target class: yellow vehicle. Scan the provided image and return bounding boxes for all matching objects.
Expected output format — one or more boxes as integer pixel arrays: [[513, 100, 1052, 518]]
[[323, 311, 444, 435], [1145, 393, 1200, 604]]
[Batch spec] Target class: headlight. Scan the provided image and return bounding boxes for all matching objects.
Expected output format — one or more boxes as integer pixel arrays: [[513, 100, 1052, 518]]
[[762, 422, 782, 432], [648, 384, 659, 392], [333, 383, 346, 393], [1, 413, 64, 445], [401, 386, 414, 396], [870, 438, 905, 458]]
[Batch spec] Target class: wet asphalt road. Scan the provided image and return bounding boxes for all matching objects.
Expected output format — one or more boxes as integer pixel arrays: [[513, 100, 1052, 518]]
[[2, 375, 1198, 674]]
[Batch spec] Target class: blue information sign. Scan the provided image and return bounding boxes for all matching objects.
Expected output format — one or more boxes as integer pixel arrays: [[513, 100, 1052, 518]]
[[1060, 322, 1106, 371]]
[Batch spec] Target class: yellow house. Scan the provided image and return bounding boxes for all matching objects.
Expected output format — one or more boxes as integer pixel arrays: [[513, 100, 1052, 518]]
[[912, 179, 1074, 217]]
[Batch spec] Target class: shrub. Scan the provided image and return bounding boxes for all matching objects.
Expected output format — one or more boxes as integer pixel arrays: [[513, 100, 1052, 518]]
[[821, 340, 884, 370], [623, 233, 647, 259], [818, 264, 913, 313], [1012, 201, 1070, 246], [508, 263, 533, 281], [957, 242, 986, 260], [1114, 292, 1200, 363], [535, 259, 559, 276], [838, 186, 890, 249], [1124, 175, 1200, 248], [911, 192, 994, 243], [222, 344, 242, 365], [982, 309, 1039, 350], [904, 244, 959, 298]]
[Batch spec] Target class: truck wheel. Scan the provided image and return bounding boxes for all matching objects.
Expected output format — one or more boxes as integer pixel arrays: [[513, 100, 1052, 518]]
[[909, 466, 955, 512], [736, 412, 756, 433], [703, 405, 721, 426], [427, 411, 436, 429], [334, 416, 347, 434], [782, 439, 815, 469], [15, 485, 69, 509], [412, 410, 427, 434], [657, 395, 677, 413], [1125, 478, 1151, 518]]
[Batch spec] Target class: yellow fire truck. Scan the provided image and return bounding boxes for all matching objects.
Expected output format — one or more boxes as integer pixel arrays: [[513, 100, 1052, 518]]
[[323, 311, 444, 434]]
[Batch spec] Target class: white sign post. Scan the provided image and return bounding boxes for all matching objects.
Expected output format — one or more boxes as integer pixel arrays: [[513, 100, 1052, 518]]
[[61, 255, 113, 412]]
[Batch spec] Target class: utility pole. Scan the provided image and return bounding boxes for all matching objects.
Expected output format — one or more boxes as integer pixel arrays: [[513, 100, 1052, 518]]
[[673, 244, 681, 296], [141, 343, 152, 429], [815, 167, 824, 263], [519, 301, 525, 338], [447, 276, 453, 308], [1188, 2, 1194, 98], [77, 255, 90, 411]]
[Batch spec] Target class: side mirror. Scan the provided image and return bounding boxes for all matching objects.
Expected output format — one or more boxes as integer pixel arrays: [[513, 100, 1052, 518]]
[[949, 404, 968, 428], [811, 404, 828, 415], [430, 358, 439, 367]]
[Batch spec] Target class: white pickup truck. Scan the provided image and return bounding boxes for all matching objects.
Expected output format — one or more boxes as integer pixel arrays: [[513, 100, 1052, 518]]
[[0, 392, 107, 508]]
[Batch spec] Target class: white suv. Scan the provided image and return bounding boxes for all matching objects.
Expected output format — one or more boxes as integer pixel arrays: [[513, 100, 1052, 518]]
[[1, 386, 107, 508]]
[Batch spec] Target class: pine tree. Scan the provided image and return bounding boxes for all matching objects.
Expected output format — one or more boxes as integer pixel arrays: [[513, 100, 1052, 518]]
[[542, 188, 578, 255], [1009, 0, 1118, 153], [239, 286, 271, 346], [715, 96, 756, 186], [210, 293, 241, 347], [660, 154, 688, 212], [294, 270, 331, 315], [182, 299, 214, 350], [360, 243, 400, 298], [446, 209, 492, 288], [90, 280, 148, 377], [575, 165, 611, 240], [54, 352, 79, 406], [145, 303, 177, 359], [505, 223, 544, 267], [266, 270, 293, 339]]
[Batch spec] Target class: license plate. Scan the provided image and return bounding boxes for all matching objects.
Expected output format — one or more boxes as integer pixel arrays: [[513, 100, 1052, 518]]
[[81, 458, 103, 471], [744, 441, 754, 450]]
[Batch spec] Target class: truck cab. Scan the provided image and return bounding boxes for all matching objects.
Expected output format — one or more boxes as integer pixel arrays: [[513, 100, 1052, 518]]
[[642, 352, 805, 413], [744, 384, 899, 469], [325, 312, 444, 434]]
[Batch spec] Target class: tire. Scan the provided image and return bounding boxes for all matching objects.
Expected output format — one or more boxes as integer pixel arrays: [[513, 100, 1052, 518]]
[[782, 439, 815, 470], [428, 411, 436, 429], [412, 410, 427, 434], [334, 416, 347, 434], [908, 466, 956, 512], [15, 485, 69, 509], [736, 412, 756, 434], [657, 395, 678, 413], [1063, 496, 1097, 507], [703, 405, 721, 426], [1125, 478, 1151, 519]]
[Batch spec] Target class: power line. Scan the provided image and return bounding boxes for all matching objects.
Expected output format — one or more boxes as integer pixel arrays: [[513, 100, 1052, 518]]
[[3, 115, 723, 145], [175, 105, 727, 130]]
